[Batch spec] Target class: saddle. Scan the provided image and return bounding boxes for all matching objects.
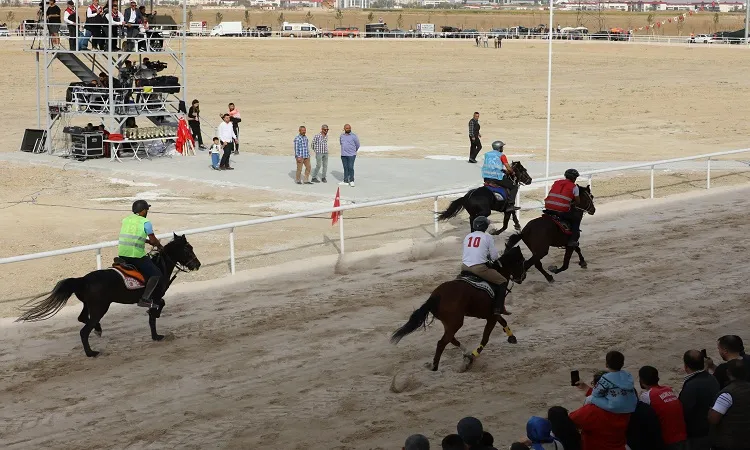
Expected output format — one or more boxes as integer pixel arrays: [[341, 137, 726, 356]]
[[456, 271, 495, 299], [542, 212, 573, 235], [483, 183, 508, 202], [111, 257, 146, 290]]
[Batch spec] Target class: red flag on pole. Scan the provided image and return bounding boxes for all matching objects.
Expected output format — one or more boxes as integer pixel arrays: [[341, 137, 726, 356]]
[[331, 187, 341, 226]]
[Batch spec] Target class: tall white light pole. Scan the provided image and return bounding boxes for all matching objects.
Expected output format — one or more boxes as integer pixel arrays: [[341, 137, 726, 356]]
[[745, 0, 749, 45], [545, 0, 554, 190]]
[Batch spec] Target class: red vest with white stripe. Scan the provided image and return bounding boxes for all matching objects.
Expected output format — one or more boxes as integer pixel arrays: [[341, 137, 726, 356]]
[[647, 386, 688, 445], [544, 179, 576, 212]]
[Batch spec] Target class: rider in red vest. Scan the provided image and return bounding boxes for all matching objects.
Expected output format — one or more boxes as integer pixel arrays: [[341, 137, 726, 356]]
[[638, 366, 688, 448], [544, 168, 581, 245]]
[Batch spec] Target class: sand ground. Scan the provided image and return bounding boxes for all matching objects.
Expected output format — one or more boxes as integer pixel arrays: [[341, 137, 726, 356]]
[[2, 39, 750, 309], [0, 185, 748, 449]]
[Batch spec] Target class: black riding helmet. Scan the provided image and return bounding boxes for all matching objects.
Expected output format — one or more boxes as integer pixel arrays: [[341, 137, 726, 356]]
[[473, 216, 490, 232], [564, 168, 579, 181], [132, 199, 151, 214], [492, 140, 505, 151]]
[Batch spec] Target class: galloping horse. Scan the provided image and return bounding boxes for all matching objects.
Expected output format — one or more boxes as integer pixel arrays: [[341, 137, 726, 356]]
[[390, 246, 527, 372], [16, 234, 201, 357], [505, 185, 595, 283], [437, 161, 533, 234]]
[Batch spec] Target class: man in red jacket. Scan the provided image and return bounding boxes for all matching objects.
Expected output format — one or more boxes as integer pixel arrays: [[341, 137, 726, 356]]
[[544, 168, 582, 246], [639, 365, 688, 449]]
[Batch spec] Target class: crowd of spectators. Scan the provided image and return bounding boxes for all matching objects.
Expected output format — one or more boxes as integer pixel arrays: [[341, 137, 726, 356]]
[[401, 335, 750, 450]]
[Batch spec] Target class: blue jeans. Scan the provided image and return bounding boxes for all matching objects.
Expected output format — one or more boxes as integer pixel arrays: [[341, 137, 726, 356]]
[[211, 153, 220, 168], [341, 155, 356, 182], [119, 255, 162, 280]]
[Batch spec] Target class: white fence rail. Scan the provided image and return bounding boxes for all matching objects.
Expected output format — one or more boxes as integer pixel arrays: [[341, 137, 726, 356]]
[[1, 147, 749, 273]]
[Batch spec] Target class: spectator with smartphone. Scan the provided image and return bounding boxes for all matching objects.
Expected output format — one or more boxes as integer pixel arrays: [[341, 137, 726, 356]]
[[679, 350, 720, 450]]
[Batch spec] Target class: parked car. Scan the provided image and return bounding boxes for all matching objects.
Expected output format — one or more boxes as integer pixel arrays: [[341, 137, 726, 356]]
[[690, 34, 716, 43], [323, 27, 359, 38], [590, 30, 610, 40], [0, 26, 9, 37]]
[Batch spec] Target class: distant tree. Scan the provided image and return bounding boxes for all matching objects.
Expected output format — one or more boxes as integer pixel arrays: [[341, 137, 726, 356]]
[[305, 11, 313, 23], [244, 9, 250, 27], [187, 8, 193, 22], [277, 12, 285, 28], [712, 12, 719, 32], [335, 8, 343, 27], [367, 11, 374, 23], [397, 13, 403, 28], [215, 12, 223, 24]]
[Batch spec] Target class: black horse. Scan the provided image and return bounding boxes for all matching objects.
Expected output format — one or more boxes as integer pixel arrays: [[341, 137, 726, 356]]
[[505, 185, 596, 283], [16, 234, 201, 357], [437, 161, 533, 234]]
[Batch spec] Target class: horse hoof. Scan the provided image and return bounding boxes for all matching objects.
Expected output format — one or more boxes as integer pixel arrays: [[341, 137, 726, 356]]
[[152, 334, 165, 341], [86, 351, 100, 358], [580, 262, 588, 269], [546, 277, 555, 283], [508, 336, 518, 344], [548, 265, 558, 272], [459, 355, 474, 373], [94, 329, 102, 337]]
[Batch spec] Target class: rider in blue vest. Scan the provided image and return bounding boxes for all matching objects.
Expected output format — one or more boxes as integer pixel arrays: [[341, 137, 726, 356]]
[[482, 140, 515, 199]]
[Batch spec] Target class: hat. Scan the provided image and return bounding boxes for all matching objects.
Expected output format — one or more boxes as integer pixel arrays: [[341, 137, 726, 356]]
[[457, 417, 483, 446]]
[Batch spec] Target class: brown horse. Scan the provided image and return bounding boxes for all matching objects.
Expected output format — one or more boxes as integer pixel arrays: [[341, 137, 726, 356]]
[[505, 185, 595, 283], [390, 245, 527, 372]]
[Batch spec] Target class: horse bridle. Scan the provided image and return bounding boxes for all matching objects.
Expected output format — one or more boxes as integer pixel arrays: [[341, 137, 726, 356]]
[[575, 188, 594, 214]]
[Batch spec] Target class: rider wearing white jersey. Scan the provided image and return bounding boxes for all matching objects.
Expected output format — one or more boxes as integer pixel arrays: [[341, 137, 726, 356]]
[[461, 216, 510, 316]]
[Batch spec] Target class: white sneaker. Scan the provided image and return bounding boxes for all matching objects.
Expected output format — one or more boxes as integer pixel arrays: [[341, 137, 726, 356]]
[[349, 182, 355, 187], [339, 181, 348, 186]]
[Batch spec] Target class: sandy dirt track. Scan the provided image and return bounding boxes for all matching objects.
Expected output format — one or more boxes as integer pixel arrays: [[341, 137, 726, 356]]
[[1, 185, 748, 449]]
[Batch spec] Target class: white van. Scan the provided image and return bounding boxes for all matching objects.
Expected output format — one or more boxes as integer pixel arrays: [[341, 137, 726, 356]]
[[210, 22, 243, 37], [280, 22, 320, 38]]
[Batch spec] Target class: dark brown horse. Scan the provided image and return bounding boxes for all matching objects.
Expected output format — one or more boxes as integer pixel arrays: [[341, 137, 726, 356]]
[[505, 185, 595, 283], [437, 161, 533, 234], [390, 245, 527, 372], [16, 234, 200, 357]]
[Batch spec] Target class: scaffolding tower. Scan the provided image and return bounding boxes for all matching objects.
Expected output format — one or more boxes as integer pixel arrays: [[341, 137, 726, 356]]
[[32, 0, 188, 155]]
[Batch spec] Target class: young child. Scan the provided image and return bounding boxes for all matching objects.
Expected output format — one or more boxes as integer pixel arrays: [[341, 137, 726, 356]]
[[209, 137, 221, 170]]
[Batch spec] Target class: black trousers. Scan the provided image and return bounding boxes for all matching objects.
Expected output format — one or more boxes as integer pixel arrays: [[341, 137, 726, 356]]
[[68, 25, 77, 50], [469, 137, 482, 161], [220, 141, 234, 167], [189, 120, 203, 147]]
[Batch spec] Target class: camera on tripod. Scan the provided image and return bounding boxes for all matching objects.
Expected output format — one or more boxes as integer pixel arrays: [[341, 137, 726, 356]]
[[145, 60, 167, 72]]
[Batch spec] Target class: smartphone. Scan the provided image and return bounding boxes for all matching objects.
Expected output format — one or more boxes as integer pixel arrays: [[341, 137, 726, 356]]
[[701, 349, 708, 358], [570, 370, 580, 386]]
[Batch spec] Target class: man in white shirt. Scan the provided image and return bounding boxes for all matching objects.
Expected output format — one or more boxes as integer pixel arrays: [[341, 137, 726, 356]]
[[63, 0, 77, 50], [123, 0, 142, 51], [707, 359, 750, 450], [217, 113, 237, 170], [461, 216, 509, 316], [106, 4, 123, 51]]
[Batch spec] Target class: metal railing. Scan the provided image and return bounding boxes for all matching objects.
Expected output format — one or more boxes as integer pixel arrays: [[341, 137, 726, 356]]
[[1, 147, 749, 272]]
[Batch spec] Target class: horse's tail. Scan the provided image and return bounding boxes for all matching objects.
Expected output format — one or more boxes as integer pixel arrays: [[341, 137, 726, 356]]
[[506, 233, 523, 252], [390, 294, 440, 344], [437, 197, 465, 221], [15, 277, 82, 322]]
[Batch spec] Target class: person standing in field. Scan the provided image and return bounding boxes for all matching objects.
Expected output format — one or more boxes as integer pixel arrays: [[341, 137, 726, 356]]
[[311, 124, 329, 183], [468, 111, 482, 163], [339, 123, 360, 187], [294, 126, 312, 185]]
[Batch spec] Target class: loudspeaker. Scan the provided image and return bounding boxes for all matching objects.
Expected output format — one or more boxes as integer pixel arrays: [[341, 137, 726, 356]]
[[20, 129, 46, 153]]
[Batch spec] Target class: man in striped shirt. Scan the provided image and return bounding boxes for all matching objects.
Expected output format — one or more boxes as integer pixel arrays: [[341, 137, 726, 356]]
[[311, 124, 329, 183], [294, 126, 312, 185]]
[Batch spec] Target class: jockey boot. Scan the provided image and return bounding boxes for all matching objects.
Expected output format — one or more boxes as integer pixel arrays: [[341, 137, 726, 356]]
[[493, 284, 510, 316], [137, 276, 161, 309]]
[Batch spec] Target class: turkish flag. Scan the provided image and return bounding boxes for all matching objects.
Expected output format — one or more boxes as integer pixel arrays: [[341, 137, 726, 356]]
[[331, 187, 341, 226]]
